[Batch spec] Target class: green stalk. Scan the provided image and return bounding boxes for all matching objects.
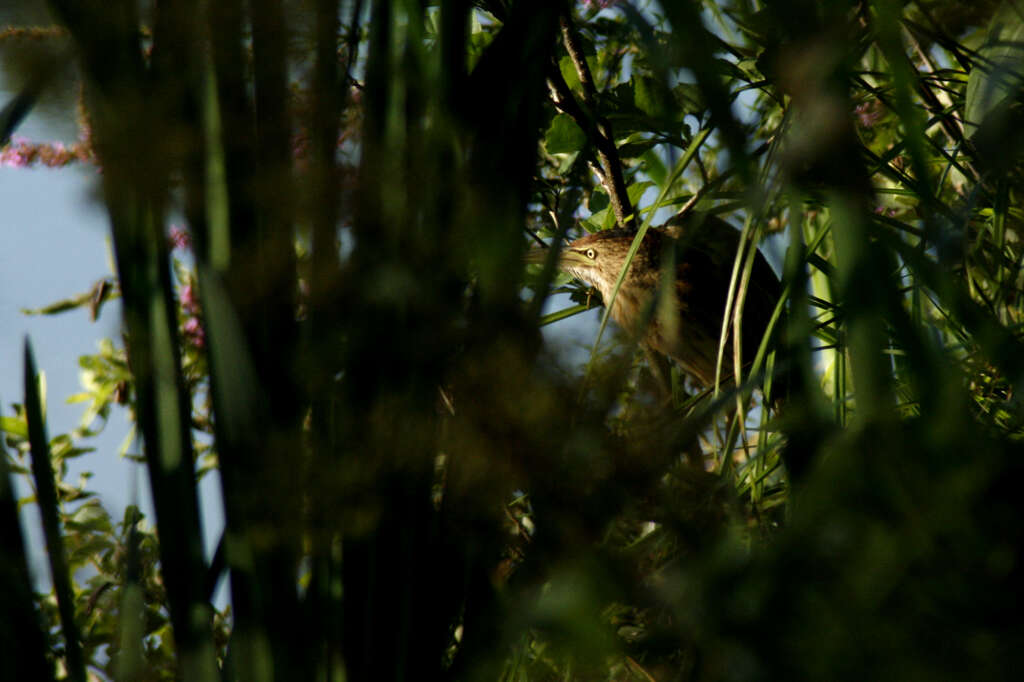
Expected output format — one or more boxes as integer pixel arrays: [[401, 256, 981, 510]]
[[24, 340, 86, 682]]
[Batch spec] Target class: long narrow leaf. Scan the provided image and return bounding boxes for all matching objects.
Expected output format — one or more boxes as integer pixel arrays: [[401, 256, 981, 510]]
[[0, 403, 53, 682], [24, 339, 86, 682]]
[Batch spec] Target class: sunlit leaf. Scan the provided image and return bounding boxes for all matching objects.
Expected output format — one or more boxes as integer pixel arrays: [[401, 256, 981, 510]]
[[544, 113, 587, 155]]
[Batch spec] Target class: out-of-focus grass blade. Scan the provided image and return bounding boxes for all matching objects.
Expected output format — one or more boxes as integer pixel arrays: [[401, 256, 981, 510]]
[[0, 400, 53, 681], [113, 232, 220, 682], [24, 339, 86, 682], [196, 264, 273, 682], [0, 35, 66, 146], [204, 531, 226, 602], [116, 506, 144, 682], [202, 54, 231, 271], [197, 265, 266, 447], [0, 86, 38, 146]]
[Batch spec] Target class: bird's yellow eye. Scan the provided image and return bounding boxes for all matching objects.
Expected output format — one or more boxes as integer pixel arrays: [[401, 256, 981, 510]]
[[585, 248, 597, 259]]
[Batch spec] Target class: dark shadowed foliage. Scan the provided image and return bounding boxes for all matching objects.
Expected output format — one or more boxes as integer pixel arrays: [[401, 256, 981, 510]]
[[3, 0, 1024, 680]]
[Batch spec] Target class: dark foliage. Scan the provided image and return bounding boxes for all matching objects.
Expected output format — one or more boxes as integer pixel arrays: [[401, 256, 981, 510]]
[[3, 1, 1024, 680]]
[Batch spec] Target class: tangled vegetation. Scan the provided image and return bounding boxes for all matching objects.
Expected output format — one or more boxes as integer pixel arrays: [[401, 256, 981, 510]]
[[3, 0, 1024, 680]]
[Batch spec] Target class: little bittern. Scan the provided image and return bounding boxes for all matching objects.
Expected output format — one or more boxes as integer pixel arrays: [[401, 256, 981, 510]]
[[527, 213, 782, 388]]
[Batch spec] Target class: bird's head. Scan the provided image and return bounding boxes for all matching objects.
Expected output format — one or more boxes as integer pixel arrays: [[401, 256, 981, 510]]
[[524, 229, 660, 302]]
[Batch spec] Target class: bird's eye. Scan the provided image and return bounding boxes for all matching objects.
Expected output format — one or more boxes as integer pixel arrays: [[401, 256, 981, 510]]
[[585, 248, 597, 259]]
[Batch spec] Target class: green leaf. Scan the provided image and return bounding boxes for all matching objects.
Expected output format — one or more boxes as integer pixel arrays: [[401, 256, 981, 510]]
[[544, 113, 587, 155], [589, 206, 616, 231], [21, 291, 92, 316], [0, 416, 27, 439], [558, 47, 598, 95], [24, 340, 87, 682], [673, 83, 706, 115], [626, 180, 654, 206], [68, 500, 111, 531], [710, 57, 747, 80], [641, 148, 669, 186], [617, 137, 660, 160], [633, 75, 670, 118], [582, 213, 607, 233], [965, 4, 1024, 132]]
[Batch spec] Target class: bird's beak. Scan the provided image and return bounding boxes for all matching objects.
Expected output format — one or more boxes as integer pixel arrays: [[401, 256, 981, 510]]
[[524, 245, 588, 269], [523, 246, 553, 266]]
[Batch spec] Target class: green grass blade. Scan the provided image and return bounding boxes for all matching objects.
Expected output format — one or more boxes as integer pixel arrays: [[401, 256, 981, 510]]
[[115, 507, 145, 682], [24, 339, 86, 682], [0, 400, 53, 681], [540, 302, 595, 326]]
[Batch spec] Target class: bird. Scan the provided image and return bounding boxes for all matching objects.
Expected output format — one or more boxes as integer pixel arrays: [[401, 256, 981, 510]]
[[527, 213, 784, 391]]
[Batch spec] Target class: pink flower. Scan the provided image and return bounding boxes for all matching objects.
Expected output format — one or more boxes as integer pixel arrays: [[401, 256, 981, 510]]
[[180, 283, 199, 313], [0, 136, 88, 167], [0, 146, 28, 167], [183, 316, 205, 348], [169, 225, 191, 251], [1, 136, 31, 167], [855, 100, 883, 128]]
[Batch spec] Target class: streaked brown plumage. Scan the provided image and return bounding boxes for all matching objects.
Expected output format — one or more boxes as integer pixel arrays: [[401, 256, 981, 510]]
[[529, 214, 782, 387]]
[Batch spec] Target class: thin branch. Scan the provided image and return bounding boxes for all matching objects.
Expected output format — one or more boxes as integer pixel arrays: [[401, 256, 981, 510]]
[[554, 11, 635, 229], [525, 222, 548, 247]]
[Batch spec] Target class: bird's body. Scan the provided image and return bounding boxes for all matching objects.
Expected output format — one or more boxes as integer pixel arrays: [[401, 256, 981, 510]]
[[533, 215, 782, 388]]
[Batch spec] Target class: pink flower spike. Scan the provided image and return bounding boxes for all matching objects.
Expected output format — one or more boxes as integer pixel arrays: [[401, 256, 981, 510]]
[[180, 284, 199, 313], [1, 151, 24, 167], [169, 225, 192, 251], [183, 316, 206, 348], [855, 100, 883, 128]]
